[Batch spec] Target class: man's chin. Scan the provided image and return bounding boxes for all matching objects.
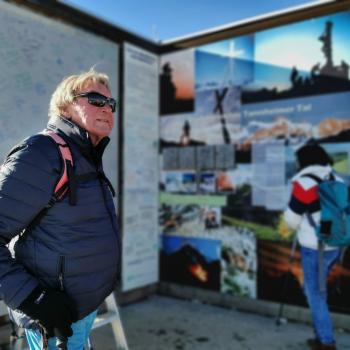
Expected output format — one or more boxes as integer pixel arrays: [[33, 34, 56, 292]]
[[91, 127, 112, 137], [89, 130, 112, 145]]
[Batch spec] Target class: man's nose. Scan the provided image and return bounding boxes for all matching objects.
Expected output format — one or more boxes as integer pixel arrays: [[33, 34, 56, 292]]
[[101, 104, 112, 113]]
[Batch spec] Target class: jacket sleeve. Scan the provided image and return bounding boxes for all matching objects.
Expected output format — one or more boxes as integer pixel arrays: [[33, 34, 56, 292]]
[[0, 135, 59, 308], [283, 179, 319, 230], [284, 207, 302, 231]]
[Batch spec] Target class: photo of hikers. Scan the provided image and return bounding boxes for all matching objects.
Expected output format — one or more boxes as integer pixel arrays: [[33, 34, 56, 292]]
[[1, 1, 350, 349]]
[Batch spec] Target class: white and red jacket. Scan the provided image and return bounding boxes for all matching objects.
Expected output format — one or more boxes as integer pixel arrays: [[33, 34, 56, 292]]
[[284, 164, 340, 250]]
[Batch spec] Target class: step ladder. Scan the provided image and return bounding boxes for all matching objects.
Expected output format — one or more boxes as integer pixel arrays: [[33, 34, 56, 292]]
[[9, 293, 129, 350]]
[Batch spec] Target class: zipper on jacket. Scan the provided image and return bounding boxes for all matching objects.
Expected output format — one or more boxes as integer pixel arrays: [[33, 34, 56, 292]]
[[58, 255, 65, 291], [99, 179, 121, 287]]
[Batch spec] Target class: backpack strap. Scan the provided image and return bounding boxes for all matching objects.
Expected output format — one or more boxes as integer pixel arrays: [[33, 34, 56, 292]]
[[20, 131, 75, 240], [301, 174, 321, 228], [44, 131, 75, 202], [301, 173, 322, 184], [302, 172, 336, 182]]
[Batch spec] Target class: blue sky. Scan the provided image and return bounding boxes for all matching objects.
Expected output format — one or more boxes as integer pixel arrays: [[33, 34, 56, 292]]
[[59, 0, 323, 42], [192, 9, 350, 91], [255, 10, 350, 71]]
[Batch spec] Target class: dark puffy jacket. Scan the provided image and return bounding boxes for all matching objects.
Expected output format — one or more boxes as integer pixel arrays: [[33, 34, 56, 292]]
[[0, 116, 120, 326]]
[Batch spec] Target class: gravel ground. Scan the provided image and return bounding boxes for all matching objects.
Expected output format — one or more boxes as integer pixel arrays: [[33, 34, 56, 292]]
[[91, 295, 350, 350]]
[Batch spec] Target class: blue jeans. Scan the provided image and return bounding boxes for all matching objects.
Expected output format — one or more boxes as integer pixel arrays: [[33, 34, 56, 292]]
[[301, 246, 340, 345], [25, 310, 97, 350]]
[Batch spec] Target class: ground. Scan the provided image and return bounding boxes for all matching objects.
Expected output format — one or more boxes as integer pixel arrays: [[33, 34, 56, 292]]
[[90, 295, 349, 350]]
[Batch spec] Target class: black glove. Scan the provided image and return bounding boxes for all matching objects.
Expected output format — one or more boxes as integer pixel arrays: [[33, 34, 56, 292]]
[[18, 286, 76, 338]]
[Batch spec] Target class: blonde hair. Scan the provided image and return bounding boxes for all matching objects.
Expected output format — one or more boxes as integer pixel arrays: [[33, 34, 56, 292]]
[[49, 68, 111, 118]]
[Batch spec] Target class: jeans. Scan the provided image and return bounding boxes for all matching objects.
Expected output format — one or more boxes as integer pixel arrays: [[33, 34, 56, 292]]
[[301, 246, 340, 345], [25, 310, 97, 350]]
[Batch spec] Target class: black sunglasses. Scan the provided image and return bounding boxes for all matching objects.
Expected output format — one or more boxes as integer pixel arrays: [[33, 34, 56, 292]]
[[74, 92, 117, 113]]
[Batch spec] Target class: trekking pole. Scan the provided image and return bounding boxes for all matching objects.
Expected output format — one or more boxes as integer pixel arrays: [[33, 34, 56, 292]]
[[86, 336, 94, 350], [275, 234, 298, 326], [9, 320, 19, 344], [56, 336, 68, 350], [52, 325, 68, 350]]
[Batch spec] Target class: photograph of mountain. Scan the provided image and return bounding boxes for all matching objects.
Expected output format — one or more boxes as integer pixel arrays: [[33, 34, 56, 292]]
[[242, 11, 350, 103], [195, 35, 254, 90], [160, 113, 241, 149], [216, 165, 253, 205], [161, 171, 197, 194], [159, 224, 257, 297], [221, 227, 257, 298], [241, 91, 350, 149], [160, 235, 221, 290], [199, 172, 216, 194], [160, 49, 194, 115]]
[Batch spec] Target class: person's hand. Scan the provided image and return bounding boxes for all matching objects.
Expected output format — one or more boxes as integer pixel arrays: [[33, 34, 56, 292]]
[[18, 286, 76, 339], [277, 214, 294, 240]]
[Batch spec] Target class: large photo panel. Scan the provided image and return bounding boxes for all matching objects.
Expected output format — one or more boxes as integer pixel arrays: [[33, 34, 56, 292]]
[[158, 9, 350, 312]]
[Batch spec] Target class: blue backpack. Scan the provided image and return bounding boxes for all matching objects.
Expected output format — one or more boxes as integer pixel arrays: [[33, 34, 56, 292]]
[[304, 173, 350, 247], [303, 172, 350, 292]]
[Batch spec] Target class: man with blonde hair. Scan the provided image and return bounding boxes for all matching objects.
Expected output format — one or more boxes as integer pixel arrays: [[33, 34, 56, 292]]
[[0, 69, 120, 349]]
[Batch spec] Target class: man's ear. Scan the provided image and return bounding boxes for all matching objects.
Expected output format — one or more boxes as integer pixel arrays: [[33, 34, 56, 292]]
[[60, 104, 73, 121], [59, 110, 72, 121]]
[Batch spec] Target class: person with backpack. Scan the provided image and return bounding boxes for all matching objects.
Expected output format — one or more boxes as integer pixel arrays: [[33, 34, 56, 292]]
[[284, 143, 340, 350], [0, 69, 120, 349]]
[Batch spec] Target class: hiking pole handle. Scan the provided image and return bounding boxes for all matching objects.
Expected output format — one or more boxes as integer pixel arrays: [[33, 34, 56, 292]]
[[56, 335, 68, 350]]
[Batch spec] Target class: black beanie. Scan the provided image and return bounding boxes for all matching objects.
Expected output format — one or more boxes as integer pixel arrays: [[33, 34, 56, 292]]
[[296, 144, 333, 170]]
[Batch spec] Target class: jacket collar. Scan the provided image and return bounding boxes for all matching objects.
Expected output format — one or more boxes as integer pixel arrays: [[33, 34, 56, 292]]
[[47, 115, 110, 162], [292, 164, 333, 182]]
